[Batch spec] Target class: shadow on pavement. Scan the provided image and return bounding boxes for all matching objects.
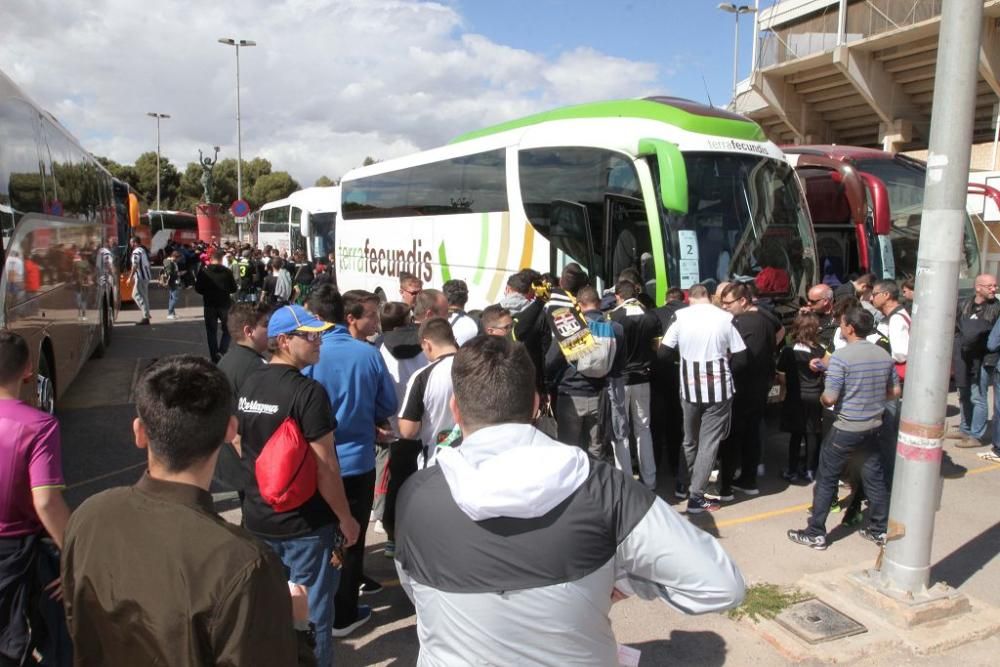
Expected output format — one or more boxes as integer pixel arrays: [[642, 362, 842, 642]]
[[930, 520, 1000, 589], [633, 630, 727, 666], [940, 450, 969, 479]]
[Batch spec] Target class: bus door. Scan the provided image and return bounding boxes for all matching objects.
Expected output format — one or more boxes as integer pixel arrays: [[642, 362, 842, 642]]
[[603, 194, 652, 295], [547, 199, 597, 288]]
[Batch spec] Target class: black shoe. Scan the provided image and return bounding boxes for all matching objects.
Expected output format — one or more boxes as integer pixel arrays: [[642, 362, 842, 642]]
[[136, 318, 151, 326], [787, 529, 827, 550], [686, 496, 720, 514], [858, 528, 886, 546], [358, 576, 383, 596]]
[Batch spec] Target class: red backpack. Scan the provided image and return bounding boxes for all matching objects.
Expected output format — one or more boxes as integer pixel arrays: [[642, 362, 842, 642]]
[[255, 417, 318, 512]]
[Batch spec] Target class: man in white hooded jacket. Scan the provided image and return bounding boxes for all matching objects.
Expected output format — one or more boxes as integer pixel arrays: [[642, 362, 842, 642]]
[[395, 335, 745, 666]]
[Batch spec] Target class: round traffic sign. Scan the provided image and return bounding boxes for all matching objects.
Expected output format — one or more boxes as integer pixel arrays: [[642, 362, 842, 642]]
[[230, 199, 250, 217]]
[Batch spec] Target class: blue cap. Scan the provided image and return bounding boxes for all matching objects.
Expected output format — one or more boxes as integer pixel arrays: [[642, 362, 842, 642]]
[[267, 305, 333, 338]]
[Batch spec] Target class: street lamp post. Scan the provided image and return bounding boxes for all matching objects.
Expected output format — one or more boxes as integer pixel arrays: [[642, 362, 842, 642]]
[[718, 3, 757, 106], [145, 112, 170, 211], [218, 37, 256, 242]]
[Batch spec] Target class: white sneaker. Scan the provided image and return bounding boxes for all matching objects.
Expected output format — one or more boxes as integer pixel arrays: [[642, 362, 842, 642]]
[[372, 520, 385, 535], [166, 314, 176, 320], [757, 463, 766, 477]]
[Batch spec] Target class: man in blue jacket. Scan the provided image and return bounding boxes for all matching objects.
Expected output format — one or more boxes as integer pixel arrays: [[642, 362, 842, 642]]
[[306, 285, 398, 637]]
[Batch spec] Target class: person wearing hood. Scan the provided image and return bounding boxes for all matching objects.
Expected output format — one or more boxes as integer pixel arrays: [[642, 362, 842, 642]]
[[195, 250, 239, 363], [500, 269, 551, 394], [395, 335, 745, 666]]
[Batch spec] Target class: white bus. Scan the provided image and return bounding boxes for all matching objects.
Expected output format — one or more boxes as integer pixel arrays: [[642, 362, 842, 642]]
[[255, 186, 339, 261], [338, 96, 818, 311], [1, 68, 122, 411]]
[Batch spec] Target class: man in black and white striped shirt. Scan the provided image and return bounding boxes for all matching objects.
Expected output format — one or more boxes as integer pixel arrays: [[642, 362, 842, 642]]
[[129, 236, 152, 325], [661, 284, 746, 513]]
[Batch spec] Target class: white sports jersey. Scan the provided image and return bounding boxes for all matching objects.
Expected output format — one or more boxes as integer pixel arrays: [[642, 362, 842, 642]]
[[662, 303, 746, 404]]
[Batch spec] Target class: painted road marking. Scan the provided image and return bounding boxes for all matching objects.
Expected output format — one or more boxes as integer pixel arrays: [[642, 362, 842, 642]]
[[67, 462, 146, 490], [714, 463, 1000, 530]]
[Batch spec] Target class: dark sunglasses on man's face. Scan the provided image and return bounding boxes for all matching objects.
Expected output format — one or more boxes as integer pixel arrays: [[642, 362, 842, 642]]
[[285, 331, 322, 342]]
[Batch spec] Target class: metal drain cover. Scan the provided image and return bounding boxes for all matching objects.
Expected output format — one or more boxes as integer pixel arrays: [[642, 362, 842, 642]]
[[775, 598, 867, 644]]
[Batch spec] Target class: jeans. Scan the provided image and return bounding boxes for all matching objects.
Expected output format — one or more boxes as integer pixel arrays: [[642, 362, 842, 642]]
[[806, 427, 888, 537], [263, 524, 339, 667], [334, 470, 375, 629], [203, 305, 231, 362], [624, 382, 656, 490], [166, 286, 180, 316], [556, 394, 604, 460], [132, 278, 150, 319], [879, 398, 901, 486], [607, 378, 631, 473], [680, 398, 732, 498], [992, 370, 1000, 451], [959, 365, 991, 439]]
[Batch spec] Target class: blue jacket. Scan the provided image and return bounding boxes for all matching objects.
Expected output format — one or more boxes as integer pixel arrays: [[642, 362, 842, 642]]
[[305, 325, 398, 476]]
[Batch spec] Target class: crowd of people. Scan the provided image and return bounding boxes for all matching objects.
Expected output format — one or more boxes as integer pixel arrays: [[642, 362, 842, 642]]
[[7, 239, 1000, 665]]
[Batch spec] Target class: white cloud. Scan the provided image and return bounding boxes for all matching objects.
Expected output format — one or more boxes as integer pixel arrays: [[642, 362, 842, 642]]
[[0, 0, 667, 190]]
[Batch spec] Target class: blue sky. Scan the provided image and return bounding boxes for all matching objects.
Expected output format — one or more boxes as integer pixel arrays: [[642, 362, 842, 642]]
[[1, 0, 765, 185], [457, 0, 760, 107]]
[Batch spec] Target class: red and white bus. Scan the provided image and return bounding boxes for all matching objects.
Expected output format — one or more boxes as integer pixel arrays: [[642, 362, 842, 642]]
[[787, 145, 1000, 290]]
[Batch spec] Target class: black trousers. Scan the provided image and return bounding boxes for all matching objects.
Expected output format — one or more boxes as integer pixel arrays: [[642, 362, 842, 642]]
[[383, 439, 423, 541], [719, 396, 766, 494], [203, 306, 231, 362], [333, 469, 376, 628]]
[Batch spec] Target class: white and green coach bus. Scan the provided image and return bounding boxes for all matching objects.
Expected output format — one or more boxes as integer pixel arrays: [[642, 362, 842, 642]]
[[338, 96, 817, 310]]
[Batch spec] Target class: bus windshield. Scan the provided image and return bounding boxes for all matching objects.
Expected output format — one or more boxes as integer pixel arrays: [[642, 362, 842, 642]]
[[664, 153, 814, 298], [855, 156, 979, 281]]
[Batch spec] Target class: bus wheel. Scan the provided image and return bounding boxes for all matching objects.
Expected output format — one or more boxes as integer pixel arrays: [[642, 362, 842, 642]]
[[37, 354, 56, 415], [92, 301, 112, 358]]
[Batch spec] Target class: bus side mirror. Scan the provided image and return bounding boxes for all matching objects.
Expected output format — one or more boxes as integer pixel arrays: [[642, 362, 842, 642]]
[[859, 172, 892, 236], [638, 138, 688, 214], [301, 210, 311, 236]]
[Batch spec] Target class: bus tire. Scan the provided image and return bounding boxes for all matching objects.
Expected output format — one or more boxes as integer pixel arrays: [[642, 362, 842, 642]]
[[92, 299, 112, 359], [36, 349, 56, 415]]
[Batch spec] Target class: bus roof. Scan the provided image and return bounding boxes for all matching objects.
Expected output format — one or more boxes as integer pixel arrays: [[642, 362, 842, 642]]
[[449, 96, 766, 145], [782, 145, 897, 162], [287, 186, 340, 214]]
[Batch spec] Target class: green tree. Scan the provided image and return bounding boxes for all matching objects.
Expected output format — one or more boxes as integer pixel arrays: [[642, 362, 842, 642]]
[[176, 162, 204, 212], [362, 156, 379, 166], [250, 171, 300, 208], [315, 175, 338, 187], [134, 151, 179, 209]]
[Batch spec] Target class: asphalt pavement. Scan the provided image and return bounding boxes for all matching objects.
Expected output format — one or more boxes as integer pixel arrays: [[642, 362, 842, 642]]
[[57, 287, 1000, 666]]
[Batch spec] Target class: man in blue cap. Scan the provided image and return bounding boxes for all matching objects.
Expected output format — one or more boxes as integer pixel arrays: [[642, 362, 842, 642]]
[[235, 304, 359, 667]]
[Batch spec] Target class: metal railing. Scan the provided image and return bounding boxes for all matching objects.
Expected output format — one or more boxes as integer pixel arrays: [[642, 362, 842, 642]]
[[757, 0, 945, 69]]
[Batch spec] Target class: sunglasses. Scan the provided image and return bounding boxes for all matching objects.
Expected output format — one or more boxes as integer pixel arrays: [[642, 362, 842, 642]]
[[285, 331, 322, 342]]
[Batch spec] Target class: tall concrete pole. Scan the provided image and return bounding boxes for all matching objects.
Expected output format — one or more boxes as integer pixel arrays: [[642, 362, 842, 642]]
[[880, 0, 984, 595], [146, 112, 170, 211]]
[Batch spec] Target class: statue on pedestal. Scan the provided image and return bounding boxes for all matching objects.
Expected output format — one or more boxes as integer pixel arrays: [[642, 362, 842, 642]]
[[198, 146, 220, 203]]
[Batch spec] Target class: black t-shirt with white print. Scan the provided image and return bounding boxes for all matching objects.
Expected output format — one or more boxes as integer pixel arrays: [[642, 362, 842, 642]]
[[237, 363, 338, 539]]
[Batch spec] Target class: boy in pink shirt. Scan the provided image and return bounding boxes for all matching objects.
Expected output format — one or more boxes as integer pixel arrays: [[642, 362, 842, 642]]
[[0, 330, 70, 664]]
